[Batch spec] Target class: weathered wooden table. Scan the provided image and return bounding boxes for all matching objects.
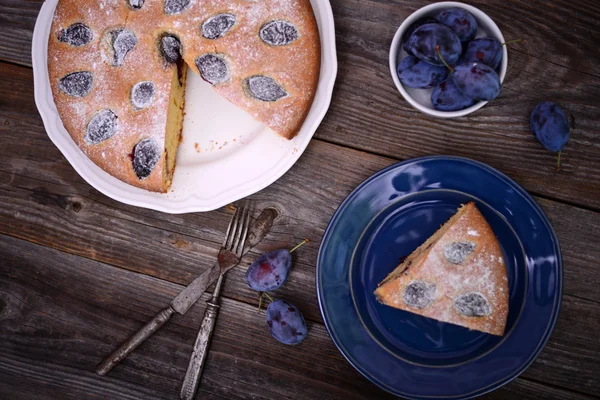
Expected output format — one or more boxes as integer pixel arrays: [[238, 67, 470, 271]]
[[1, 0, 599, 399]]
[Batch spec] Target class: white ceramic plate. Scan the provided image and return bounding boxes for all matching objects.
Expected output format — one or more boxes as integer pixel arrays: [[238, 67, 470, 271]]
[[32, 0, 337, 213]]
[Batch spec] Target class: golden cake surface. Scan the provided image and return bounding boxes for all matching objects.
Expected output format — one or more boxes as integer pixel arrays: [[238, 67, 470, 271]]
[[48, 0, 321, 192]]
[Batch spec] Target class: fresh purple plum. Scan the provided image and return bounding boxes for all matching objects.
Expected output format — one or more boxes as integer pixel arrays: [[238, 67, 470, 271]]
[[530, 102, 570, 152], [266, 299, 307, 345], [462, 37, 502, 70], [437, 8, 478, 42], [431, 78, 476, 111], [406, 23, 462, 66], [402, 17, 439, 55], [246, 249, 291, 291], [452, 62, 501, 101], [245, 239, 308, 292], [397, 55, 419, 72], [398, 58, 448, 88]]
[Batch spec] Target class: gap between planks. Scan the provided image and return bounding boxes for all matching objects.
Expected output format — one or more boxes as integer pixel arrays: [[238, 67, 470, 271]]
[[314, 135, 600, 214]]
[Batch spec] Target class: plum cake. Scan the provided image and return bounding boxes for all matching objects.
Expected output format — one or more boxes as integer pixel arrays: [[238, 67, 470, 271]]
[[48, 0, 320, 192], [374, 202, 509, 336]]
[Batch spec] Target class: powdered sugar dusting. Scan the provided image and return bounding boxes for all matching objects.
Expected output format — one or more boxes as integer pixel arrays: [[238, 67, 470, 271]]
[[454, 292, 491, 317], [164, 0, 192, 15], [84, 109, 118, 144], [133, 138, 161, 179], [131, 81, 156, 109], [59, 71, 93, 97], [388, 204, 509, 334], [58, 23, 93, 47], [110, 29, 137, 66], [202, 13, 236, 39], [402, 280, 436, 309], [49, 0, 319, 189], [443, 241, 476, 264], [259, 20, 299, 46], [246, 75, 288, 101], [195, 54, 230, 84]]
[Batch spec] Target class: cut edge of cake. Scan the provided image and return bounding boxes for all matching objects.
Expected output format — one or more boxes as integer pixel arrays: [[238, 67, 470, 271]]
[[162, 59, 187, 192]]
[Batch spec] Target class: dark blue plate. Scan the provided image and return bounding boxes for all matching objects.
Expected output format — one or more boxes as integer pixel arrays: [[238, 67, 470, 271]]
[[317, 156, 562, 399]]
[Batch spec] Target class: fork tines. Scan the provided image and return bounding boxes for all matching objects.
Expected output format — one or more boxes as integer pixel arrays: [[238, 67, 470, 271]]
[[223, 206, 251, 256]]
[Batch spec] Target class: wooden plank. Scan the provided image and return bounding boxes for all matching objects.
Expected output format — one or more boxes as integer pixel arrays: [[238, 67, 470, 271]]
[[0, 0, 42, 67], [0, 1, 597, 398], [3, 0, 599, 75], [536, 197, 600, 305], [3, 120, 600, 309], [484, 378, 598, 400], [0, 234, 393, 399], [329, 0, 600, 77], [0, 234, 595, 400], [1, 85, 600, 396], [0, 37, 599, 399], [0, 59, 598, 307], [1, 0, 600, 209], [319, 3, 600, 208], [522, 295, 600, 395]]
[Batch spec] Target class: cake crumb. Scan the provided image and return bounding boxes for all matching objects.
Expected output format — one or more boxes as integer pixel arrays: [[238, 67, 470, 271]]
[[467, 229, 480, 236]]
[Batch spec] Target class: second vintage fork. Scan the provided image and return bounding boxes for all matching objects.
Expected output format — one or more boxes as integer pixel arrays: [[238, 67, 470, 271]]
[[180, 205, 251, 400]]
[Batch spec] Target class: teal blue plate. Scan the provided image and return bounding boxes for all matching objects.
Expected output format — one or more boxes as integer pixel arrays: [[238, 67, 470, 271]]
[[316, 156, 562, 399]]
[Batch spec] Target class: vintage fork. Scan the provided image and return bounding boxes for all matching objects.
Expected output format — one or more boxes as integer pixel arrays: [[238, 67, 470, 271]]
[[180, 205, 251, 400]]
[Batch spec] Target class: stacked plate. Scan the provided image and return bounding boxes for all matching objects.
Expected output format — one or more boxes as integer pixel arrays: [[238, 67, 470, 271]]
[[317, 156, 562, 399]]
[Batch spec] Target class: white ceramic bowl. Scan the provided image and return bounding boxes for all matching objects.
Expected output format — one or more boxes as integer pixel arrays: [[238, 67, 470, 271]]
[[389, 1, 507, 118]]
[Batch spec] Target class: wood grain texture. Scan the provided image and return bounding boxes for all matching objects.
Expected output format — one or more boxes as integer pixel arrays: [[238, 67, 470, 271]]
[[0, 59, 598, 307], [0, 234, 391, 400], [1, 59, 600, 397], [318, 0, 600, 209], [3, 0, 599, 74], [2, 0, 598, 209], [0, 0, 42, 67], [1, 234, 597, 400], [1, 0, 599, 398], [3, 106, 600, 309]]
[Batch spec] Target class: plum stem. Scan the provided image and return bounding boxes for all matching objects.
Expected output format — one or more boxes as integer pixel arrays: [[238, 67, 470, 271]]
[[257, 292, 275, 312], [435, 45, 454, 73], [556, 151, 562, 172], [290, 238, 310, 253], [501, 39, 524, 46]]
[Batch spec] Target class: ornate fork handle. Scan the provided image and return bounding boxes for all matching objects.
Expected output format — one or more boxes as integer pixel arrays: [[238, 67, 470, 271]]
[[180, 283, 222, 400], [180, 205, 250, 400]]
